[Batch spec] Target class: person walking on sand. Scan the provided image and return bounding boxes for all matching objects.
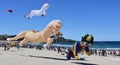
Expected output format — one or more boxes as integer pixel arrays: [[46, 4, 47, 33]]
[[16, 44, 20, 50], [4, 43, 7, 51]]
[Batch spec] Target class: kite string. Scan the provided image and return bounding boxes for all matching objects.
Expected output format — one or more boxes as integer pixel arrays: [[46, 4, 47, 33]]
[[47, 0, 75, 29], [47, 0, 83, 40]]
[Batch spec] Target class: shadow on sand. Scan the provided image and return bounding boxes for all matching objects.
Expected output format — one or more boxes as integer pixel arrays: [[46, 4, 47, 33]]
[[20, 55, 98, 65], [28, 55, 67, 61], [21, 55, 89, 61], [71, 62, 98, 65]]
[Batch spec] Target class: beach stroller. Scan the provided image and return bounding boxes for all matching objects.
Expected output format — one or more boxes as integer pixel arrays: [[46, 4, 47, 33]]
[[66, 34, 94, 60]]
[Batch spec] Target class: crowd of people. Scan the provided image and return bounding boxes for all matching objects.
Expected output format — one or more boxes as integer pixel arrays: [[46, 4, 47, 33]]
[[90, 49, 120, 56], [0, 42, 11, 51], [0, 41, 120, 57]]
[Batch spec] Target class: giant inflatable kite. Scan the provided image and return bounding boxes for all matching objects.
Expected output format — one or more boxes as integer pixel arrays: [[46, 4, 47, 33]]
[[24, 2, 49, 20], [7, 19, 62, 48], [66, 34, 94, 60]]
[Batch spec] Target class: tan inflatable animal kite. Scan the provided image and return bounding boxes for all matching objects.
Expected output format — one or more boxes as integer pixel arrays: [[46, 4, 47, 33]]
[[7, 19, 62, 48]]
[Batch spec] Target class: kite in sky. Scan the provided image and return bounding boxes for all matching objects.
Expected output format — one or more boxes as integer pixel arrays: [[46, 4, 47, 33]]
[[6, 9, 13, 13], [24, 2, 49, 20]]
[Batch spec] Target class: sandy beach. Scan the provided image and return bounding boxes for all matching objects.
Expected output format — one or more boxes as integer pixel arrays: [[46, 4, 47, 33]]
[[0, 47, 120, 65]]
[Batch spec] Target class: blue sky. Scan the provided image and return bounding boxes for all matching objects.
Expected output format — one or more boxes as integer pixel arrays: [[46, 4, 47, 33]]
[[0, 0, 120, 41]]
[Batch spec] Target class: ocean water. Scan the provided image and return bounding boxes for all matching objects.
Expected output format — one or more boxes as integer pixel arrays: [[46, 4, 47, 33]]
[[27, 41, 120, 49], [52, 41, 120, 49], [91, 41, 120, 48]]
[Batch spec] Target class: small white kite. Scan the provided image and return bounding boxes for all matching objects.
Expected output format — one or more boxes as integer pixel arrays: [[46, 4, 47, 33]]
[[24, 2, 49, 20]]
